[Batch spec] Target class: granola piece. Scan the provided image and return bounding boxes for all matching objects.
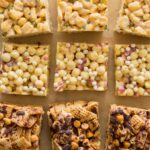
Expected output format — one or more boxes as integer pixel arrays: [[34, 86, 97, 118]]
[[115, 44, 150, 96], [106, 104, 150, 150], [116, 0, 150, 38], [0, 0, 52, 38], [0, 43, 49, 96], [54, 42, 109, 91], [47, 101, 100, 150], [0, 103, 44, 150], [57, 0, 108, 32]]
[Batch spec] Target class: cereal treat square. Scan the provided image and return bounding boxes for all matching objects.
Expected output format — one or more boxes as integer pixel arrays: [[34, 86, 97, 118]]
[[54, 42, 109, 91], [0, 0, 51, 38], [106, 104, 150, 150], [47, 101, 100, 150], [0, 43, 49, 96], [0, 103, 44, 150], [58, 0, 108, 32], [116, 0, 150, 38], [115, 44, 150, 96]]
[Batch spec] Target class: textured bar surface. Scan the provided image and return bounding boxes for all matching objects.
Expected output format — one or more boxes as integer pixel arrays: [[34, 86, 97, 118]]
[[0, 43, 49, 96], [54, 42, 108, 91], [48, 101, 100, 150], [0, 103, 44, 150], [106, 104, 150, 150], [115, 44, 150, 96]]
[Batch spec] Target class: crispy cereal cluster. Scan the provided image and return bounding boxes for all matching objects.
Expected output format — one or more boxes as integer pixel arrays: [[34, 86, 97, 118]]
[[54, 42, 109, 91], [0, 0, 51, 37], [58, 0, 108, 31], [48, 101, 100, 150], [106, 105, 150, 150], [0, 103, 44, 150], [115, 44, 150, 96], [116, 0, 150, 37], [0, 43, 49, 96]]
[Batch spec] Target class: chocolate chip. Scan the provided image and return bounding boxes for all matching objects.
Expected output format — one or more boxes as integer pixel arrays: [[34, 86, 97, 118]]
[[91, 107, 97, 114], [62, 144, 71, 150], [16, 111, 25, 116], [4, 127, 12, 135], [0, 106, 7, 114], [110, 116, 117, 124]]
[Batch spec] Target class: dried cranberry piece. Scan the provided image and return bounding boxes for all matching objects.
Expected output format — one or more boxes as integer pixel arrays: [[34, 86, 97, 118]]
[[16, 111, 25, 116], [62, 144, 71, 150]]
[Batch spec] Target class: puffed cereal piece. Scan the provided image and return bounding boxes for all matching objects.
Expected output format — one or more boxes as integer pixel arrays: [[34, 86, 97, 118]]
[[115, 44, 150, 96], [0, 0, 52, 38], [54, 42, 109, 91], [0, 43, 49, 96], [116, 0, 150, 38], [0, 103, 44, 150], [57, 0, 108, 32], [47, 101, 101, 150], [106, 104, 150, 150]]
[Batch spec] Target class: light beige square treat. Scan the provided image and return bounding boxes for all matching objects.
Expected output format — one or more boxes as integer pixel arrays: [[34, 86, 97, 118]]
[[47, 101, 101, 150], [116, 0, 150, 38], [115, 44, 150, 96], [57, 0, 108, 32], [0, 0, 52, 38], [0, 43, 49, 96], [105, 104, 150, 150], [54, 42, 109, 91], [0, 103, 44, 150]]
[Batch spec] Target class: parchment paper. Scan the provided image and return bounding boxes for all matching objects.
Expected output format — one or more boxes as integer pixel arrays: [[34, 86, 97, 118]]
[[0, 0, 150, 149]]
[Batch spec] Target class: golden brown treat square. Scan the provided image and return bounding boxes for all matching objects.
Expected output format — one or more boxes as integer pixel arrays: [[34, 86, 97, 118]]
[[0, 43, 49, 96], [106, 104, 150, 150], [0, 0, 52, 38], [0, 103, 44, 150], [58, 0, 108, 32], [47, 101, 101, 150], [116, 0, 150, 38], [115, 44, 150, 96], [54, 42, 109, 91]]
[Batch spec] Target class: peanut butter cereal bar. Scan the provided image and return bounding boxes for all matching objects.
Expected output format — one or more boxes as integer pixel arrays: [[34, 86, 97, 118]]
[[54, 42, 109, 91], [0, 0, 51, 38], [47, 101, 101, 150], [0, 103, 44, 150], [116, 0, 150, 38], [0, 43, 49, 96], [115, 44, 150, 96], [58, 0, 108, 32], [106, 104, 150, 150]]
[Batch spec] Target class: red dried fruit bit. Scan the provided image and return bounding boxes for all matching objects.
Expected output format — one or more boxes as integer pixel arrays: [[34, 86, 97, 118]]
[[42, 54, 48, 61], [54, 81, 65, 91]]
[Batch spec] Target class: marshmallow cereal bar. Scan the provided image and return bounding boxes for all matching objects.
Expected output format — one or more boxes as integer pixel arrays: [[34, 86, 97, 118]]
[[0, 103, 44, 150], [54, 42, 109, 91], [105, 104, 150, 150], [47, 101, 101, 150], [0, 43, 49, 96], [115, 44, 150, 96], [58, 0, 108, 32], [116, 0, 150, 38], [0, 0, 51, 38]]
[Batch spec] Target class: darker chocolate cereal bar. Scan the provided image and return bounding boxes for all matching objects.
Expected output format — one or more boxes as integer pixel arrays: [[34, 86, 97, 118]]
[[47, 101, 101, 150], [106, 104, 150, 150]]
